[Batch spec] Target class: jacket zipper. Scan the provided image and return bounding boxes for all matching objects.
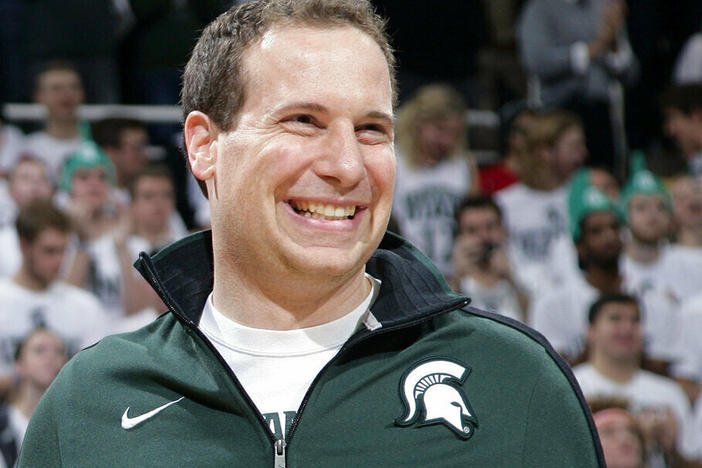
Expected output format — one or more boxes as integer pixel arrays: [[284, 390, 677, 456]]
[[274, 439, 286, 468]]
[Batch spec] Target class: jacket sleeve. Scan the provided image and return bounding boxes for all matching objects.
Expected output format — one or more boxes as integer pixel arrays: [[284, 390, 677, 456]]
[[517, 1, 577, 81], [17, 389, 62, 467], [521, 359, 604, 467]]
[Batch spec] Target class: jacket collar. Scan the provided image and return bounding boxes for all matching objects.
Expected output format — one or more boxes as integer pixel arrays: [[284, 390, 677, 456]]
[[134, 230, 468, 330]]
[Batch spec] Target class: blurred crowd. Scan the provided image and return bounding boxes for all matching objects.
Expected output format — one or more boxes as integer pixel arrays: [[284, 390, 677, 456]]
[[1, 1, 702, 467]]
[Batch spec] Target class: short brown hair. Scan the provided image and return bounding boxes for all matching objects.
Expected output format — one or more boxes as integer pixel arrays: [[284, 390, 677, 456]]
[[181, 0, 396, 132], [128, 163, 174, 199], [15, 200, 71, 243]]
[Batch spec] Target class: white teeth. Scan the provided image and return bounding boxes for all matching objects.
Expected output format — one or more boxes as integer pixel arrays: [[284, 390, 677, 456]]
[[290, 200, 357, 220]]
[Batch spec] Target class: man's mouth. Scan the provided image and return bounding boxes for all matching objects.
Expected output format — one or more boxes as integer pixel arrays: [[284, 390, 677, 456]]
[[288, 200, 357, 221]]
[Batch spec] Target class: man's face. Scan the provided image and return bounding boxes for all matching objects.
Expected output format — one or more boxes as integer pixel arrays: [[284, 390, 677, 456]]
[[112, 128, 149, 182], [550, 125, 587, 182], [9, 160, 52, 207], [416, 113, 464, 163], [131, 176, 175, 233], [35, 69, 84, 122], [596, 411, 644, 468], [588, 301, 642, 362], [200, 25, 395, 281], [22, 228, 69, 288], [626, 194, 670, 244], [579, 211, 622, 267], [663, 108, 702, 157], [16, 330, 67, 389], [458, 206, 505, 246], [670, 176, 702, 230], [71, 167, 109, 211]]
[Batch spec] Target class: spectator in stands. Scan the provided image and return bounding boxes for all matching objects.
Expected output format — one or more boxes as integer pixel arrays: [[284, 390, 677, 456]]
[[92, 118, 149, 202], [478, 101, 534, 196], [619, 155, 688, 304], [392, 83, 480, 278], [530, 179, 680, 369], [0, 201, 106, 397], [660, 83, 702, 180], [60, 142, 160, 328], [0, 157, 53, 276], [24, 61, 90, 182], [574, 293, 700, 466], [451, 195, 528, 322], [495, 109, 587, 294], [91, 117, 188, 238], [589, 397, 648, 468], [128, 164, 181, 255], [517, 0, 638, 168], [0, 329, 67, 465]]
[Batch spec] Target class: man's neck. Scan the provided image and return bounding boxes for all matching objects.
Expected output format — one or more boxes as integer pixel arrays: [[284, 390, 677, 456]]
[[135, 225, 170, 248], [625, 237, 661, 264], [211, 266, 371, 330], [13, 270, 50, 292], [677, 226, 702, 247], [11, 382, 46, 419], [590, 353, 638, 383], [45, 118, 80, 140], [584, 265, 622, 293]]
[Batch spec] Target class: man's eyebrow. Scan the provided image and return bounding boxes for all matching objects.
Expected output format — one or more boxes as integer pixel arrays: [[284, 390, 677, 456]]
[[270, 103, 394, 124]]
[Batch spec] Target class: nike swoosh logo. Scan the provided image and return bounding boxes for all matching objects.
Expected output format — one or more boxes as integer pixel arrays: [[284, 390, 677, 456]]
[[121, 396, 184, 430]]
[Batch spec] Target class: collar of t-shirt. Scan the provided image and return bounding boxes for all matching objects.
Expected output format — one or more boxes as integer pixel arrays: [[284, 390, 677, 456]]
[[199, 273, 381, 357]]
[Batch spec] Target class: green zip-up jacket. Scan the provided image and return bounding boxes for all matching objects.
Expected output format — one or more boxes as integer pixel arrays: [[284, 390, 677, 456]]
[[19, 231, 604, 467]]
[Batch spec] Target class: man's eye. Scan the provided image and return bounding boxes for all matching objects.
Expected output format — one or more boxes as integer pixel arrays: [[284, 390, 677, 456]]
[[289, 115, 315, 125]]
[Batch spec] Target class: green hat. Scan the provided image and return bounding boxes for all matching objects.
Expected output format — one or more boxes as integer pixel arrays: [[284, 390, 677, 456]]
[[568, 168, 621, 241], [60, 140, 115, 193], [620, 151, 670, 215]]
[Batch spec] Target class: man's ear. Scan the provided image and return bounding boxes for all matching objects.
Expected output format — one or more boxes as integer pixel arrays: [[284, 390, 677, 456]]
[[184, 111, 218, 185]]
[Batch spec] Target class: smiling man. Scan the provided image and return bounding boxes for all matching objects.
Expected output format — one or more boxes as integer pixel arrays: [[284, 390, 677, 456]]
[[20, 1, 603, 466]]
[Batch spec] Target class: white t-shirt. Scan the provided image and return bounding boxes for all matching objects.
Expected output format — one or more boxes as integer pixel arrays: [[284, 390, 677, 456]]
[[0, 124, 26, 174], [573, 363, 697, 458], [529, 269, 682, 363], [662, 244, 702, 302], [7, 405, 28, 456], [459, 276, 523, 322], [63, 233, 171, 330], [0, 226, 21, 278], [24, 131, 82, 182], [0, 277, 108, 379], [199, 275, 380, 439], [670, 293, 702, 383], [495, 183, 570, 293], [392, 153, 473, 276]]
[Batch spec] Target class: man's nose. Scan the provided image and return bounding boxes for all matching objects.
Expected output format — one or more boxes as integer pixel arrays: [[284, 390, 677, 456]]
[[313, 123, 365, 189]]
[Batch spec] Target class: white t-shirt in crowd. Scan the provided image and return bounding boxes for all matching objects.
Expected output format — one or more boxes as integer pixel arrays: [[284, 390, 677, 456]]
[[459, 276, 524, 322], [573, 363, 698, 459], [0, 124, 26, 174], [495, 183, 570, 294], [670, 293, 702, 384], [199, 274, 380, 439], [662, 244, 702, 302], [24, 131, 82, 182], [0, 277, 109, 379], [529, 269, 682, 363], [0, 226, 21, 278], [392, 153, 473, 277]]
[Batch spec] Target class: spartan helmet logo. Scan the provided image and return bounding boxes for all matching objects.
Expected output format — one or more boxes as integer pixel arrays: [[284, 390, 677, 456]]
[[395, 358, 478, 440]]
